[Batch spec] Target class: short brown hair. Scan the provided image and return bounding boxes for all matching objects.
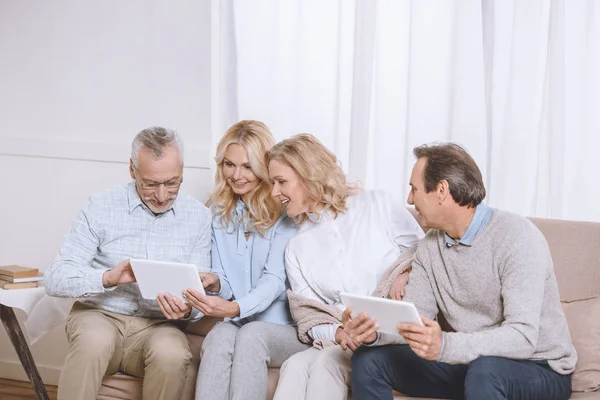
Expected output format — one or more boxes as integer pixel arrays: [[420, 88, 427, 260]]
[[413, 143, 485, 208]]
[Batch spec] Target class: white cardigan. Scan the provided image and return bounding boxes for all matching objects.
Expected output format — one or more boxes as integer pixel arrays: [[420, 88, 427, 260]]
[[284, 190, 424, 342]]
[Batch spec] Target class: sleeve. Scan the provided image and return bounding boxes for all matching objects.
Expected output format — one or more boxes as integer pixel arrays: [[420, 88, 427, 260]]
[[383, 192, 425, 250], [189, 208, 213, 273], [308, 323, 340, 342], [402, 248, 440, 320], [437, 230, 551, 364], [285, 241, 327, 303], [208, 226, 234, 300], [370, 246, 440, 347], [232, 218, 296, 320], [45, 198, 108, 298], [187, 213, 215, 322]]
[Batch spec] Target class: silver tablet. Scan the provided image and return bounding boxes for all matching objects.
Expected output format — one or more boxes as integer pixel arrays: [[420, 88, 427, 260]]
[[340, 292, 424, 335], [129, 259, 205, 302]]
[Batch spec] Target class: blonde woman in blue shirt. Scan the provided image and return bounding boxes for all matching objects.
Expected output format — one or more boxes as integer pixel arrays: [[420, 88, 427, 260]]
[[184, 120, 309, 400]]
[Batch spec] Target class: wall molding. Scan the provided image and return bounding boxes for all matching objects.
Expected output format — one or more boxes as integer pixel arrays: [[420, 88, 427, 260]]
[[0, 359, 61, 386], [0, 137, 211, 169]]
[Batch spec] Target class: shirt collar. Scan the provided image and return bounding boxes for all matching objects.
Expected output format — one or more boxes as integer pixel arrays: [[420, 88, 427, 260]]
[[127, 181, 178, 215], [235, 199, 247, 216], [234, 199, 250, 230], [295, 209, 333, 233], [306, 209, 334, 224], [444, 203, 493, 247], [127, 181, 144, 213]]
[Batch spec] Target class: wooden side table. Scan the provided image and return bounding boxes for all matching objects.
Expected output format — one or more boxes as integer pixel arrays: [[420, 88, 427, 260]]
[[0, 288, 49, 400]]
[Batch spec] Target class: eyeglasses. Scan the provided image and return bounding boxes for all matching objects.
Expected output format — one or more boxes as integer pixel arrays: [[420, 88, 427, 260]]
[[138, 179, 183, 190], [132, 166, 183, 190]]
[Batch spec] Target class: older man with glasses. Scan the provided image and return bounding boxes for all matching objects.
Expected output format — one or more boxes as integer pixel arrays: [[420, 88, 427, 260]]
[[45, 127, 212, 400]]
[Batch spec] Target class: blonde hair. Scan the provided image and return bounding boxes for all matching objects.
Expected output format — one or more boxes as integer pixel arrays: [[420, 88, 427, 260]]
[[266, 134, 361, 225], [207, 120, 281, 235]]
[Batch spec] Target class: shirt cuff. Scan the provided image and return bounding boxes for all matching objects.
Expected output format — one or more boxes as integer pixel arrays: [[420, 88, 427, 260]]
[[206, 278, 232, 300], [187, 307, 204, 322], [308, 323, 341, 342], [229, 300, 245, 320], [436, 332, 446, 361], [362, 331, 381, 347], [83, 269, 112, 296]]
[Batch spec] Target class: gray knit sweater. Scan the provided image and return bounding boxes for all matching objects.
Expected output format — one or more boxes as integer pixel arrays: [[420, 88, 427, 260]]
[[402, 210, 577, 374]]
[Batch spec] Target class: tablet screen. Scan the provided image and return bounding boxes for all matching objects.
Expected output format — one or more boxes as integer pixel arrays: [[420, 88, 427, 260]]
[[340, 292, 424, 335], [130, 259, 205, 302]]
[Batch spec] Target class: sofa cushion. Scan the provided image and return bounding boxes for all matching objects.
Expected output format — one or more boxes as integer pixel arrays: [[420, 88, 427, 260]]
[[530, 218, 600, 302], [562, 296, 600, 392], [570, 392, 600, 399], [185, 316, 223, 336]]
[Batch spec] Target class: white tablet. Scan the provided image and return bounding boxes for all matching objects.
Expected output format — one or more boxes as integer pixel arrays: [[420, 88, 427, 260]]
[[129, 259, 205, 302], [340, 292, 424, 335]]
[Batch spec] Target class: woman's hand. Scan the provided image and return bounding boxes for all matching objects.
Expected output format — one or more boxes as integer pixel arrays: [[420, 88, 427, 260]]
[[335, 327, 361, 351], [389, 268, 411, 300], [183, 288, 240, 318], [341, 307, 379, 346], [199, 272, 221, 293]]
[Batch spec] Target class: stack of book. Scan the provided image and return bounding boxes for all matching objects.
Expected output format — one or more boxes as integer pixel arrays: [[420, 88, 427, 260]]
[[0, 265, 44, 290]]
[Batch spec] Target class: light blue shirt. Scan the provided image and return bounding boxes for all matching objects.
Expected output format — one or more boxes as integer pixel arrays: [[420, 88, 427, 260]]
[[210, 200, 297, 326], [444, 203, 494, 247], [45, 182, 212, 321]]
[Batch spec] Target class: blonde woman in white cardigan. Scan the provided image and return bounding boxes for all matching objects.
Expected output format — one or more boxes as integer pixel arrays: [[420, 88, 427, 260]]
[[267, 134, 424, 399]]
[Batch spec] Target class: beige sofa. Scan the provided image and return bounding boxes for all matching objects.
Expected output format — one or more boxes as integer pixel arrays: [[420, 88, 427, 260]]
[[96, 214, 600, 400]]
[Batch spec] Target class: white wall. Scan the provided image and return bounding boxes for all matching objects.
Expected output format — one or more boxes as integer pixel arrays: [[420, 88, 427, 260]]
[[0, 0, 212, 384]]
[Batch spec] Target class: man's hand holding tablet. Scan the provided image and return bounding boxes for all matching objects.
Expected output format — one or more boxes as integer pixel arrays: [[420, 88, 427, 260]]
[[102, 259, 137, 287], [157, 293, 192, 320], [397, 316, 443, 360], [340, 292, 443, 357], [130, 259, 206, 320]]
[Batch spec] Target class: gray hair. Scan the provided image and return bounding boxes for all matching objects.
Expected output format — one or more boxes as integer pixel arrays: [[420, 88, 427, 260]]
[[130, 126, 184, 168]]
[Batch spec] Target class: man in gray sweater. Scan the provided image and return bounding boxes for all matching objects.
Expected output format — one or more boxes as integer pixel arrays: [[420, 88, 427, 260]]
[[349, 143, 576, 400]]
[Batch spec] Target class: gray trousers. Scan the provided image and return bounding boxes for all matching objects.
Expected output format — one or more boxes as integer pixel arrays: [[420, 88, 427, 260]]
[[195, 321, 309, 400]]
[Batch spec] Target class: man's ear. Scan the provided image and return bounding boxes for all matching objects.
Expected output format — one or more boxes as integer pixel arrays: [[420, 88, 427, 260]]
[[437, 180, 450, 204], [129, 159, 136, 180]]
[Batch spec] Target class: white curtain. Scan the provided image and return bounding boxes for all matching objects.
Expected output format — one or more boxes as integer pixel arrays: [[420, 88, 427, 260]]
[[212, 0, 600, 222]]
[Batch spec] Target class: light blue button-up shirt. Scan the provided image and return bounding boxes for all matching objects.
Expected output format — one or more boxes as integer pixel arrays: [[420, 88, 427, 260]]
[[45, 182, 212, 321], [210, 200, 297, 326], [444, 203, 494, 247]]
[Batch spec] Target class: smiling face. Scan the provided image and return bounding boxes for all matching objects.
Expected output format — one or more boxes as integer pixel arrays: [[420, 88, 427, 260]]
[[407, 157, 443, 229], [130, 145, 183, 214], [268, 159, 309, 218], [222, 143, 260, 201]]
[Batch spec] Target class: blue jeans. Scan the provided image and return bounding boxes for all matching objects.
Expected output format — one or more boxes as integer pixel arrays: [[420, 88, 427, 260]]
[[351, 344, 572, 400]]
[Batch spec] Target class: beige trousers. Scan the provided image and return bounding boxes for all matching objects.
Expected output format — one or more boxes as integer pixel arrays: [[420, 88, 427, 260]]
[[57, 302, 192, 400], [273, 346, 352, 400]]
